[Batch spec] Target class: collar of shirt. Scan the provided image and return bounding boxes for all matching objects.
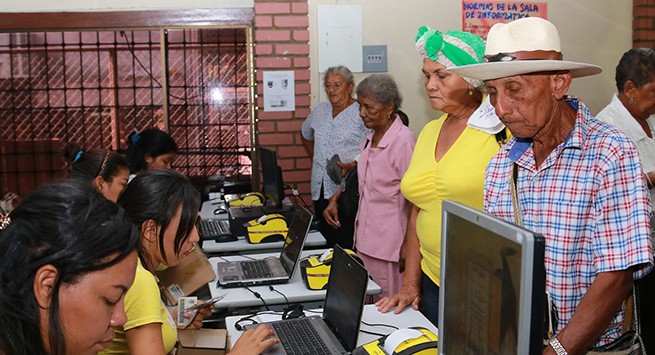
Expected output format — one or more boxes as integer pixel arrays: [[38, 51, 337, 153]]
[[608, 93, 652, 142], [507, 96, 587, 169], [362, 113, 405, 149]]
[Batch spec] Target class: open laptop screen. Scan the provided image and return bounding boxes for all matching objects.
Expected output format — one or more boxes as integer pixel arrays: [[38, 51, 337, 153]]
[[279, 207, 312, 275], [323, 245, 368, 352], [439, 200, 545, 355]]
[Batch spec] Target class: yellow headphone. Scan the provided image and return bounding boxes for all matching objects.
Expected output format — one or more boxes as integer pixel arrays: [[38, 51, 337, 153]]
[[299, 248, 362, 290]]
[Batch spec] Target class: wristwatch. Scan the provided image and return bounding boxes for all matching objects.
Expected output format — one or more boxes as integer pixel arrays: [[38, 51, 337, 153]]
[[548, 336, 569, 355]]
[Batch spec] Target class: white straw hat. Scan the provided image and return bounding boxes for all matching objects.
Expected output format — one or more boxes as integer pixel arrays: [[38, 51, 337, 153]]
[[449, 17, 602, 80]]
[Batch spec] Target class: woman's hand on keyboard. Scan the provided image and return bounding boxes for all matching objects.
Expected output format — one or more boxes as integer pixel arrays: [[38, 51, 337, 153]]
[[229, 324, 279, 354]]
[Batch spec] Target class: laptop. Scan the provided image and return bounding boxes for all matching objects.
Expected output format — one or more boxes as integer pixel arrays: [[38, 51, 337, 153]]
[[257, 245, 369, 355], [215, 206, 312, 288]]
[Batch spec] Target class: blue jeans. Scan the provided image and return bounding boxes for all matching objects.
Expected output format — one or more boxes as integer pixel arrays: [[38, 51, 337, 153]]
[[420, 272, 440, 327]]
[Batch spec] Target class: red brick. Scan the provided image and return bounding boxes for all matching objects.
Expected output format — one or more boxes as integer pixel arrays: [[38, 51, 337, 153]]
[[295, 69, 311, 80], [258, 133, 295, 145], [275, 44, 310, 55], [255, 57, 292, 69], [294, 107, 311, 118], [640, 7, 655, 17], [254, 2, 291, 15], [635, 17, 654, 27], [294, 181, 311, 196], [256, 71, 264, 81], [255, 29, 291, 42], [283, 169, 312, 183], [255, 15, 273, 27], [277, 157, 295, 170], [277, 119, 304, 132], [295, 95, 311, 107], [256, 96, 265, 107], [634, 40, 651, 48], [257, 121, 276, 133], [291, 3, 309, 14], [295, 157, 312, 170], [278, 145, 309, 158], [292, 30, 310, 42], [294, 83, 311, 95], [258, 110, 293, 120], [255, 43, 273, 55], [274, 15, 309, 28], [634, 29, 655, 41], [293, 57, 310, 68]]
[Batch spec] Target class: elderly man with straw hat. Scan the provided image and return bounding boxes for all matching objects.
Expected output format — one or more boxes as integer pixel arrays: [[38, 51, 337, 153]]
[[451, 17, 653, 354]]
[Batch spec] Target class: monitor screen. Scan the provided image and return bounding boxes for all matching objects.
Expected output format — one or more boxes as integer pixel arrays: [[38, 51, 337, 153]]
[[259, 146, 285, 207], [439, 200, 545, 355], [279, 206, 312, 275], [323, 245, 368, 352]]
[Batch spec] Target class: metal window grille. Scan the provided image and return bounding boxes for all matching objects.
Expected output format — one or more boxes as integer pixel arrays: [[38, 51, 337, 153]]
[[0, 27, 254, 196]]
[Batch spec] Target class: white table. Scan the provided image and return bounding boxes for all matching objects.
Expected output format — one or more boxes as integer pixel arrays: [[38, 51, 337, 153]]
[[206, 250, 382, 309], [199, 200, 327, 254], [225, 305, 438, 349]]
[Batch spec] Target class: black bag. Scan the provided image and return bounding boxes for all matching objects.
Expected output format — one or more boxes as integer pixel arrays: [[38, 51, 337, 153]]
[[338, 167, 359, 222]]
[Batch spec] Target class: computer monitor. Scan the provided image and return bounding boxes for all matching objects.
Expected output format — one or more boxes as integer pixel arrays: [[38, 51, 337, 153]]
[[439, 200, 545, 355], [259, 146, 285, 208]]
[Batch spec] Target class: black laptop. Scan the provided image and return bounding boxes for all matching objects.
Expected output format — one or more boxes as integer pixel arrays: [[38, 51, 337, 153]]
[[256, 245, 369, 355], [215, 206, 312, 288]]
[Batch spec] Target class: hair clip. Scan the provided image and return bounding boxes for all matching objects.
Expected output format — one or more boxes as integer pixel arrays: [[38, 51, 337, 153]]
[[130, 133, 140, 144], [73, 150, 84, 163], [0, 213, 11, 231]]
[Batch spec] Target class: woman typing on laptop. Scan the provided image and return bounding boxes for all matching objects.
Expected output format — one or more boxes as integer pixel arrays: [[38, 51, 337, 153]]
[[101, 169, 277, 355]]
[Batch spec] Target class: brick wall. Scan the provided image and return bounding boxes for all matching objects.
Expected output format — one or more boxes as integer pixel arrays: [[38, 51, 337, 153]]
[[633, 0, 655, 48], [254, 0, 312, 202]]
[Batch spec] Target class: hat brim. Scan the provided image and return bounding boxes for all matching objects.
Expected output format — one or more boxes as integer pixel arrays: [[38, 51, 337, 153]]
[[448, 60, 602, 81]]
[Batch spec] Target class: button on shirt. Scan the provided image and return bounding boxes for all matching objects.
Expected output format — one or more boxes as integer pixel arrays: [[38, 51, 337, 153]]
[[484, 97, 653, 346], [301, 101, 370, 200], [596, 93, 655, 204]]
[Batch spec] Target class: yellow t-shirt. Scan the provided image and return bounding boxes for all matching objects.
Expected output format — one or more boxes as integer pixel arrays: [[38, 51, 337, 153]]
[[400, 115, 503, 286], [100, 260, 178, 354]]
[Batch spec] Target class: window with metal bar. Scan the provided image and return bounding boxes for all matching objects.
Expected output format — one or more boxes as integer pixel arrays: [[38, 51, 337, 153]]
[[0, 27, 253, 196]]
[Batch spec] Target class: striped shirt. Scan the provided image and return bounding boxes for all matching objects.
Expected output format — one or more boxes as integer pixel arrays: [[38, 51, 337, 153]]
[[484, 97, 653, 346]]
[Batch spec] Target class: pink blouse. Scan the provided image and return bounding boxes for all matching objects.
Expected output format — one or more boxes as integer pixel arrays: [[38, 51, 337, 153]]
[[354, 117, 416, 262]]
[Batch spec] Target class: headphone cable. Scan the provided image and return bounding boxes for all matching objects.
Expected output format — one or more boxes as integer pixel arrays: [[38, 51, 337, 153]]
[[244, 286, 270, 311], [269, 285, 290, 305]]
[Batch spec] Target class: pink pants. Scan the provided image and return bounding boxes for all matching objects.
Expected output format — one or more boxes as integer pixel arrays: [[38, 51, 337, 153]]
[[357, 252, 403, 302]]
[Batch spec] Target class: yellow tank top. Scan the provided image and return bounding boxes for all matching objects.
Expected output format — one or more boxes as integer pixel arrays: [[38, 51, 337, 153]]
[[400, 115, 503, 285]]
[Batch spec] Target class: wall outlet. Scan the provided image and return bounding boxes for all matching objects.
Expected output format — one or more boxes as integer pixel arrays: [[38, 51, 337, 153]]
[[362, 45, 387, 72]]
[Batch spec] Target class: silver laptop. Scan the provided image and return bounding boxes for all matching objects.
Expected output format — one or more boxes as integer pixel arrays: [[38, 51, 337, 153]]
[[215, 206, 312, 288], [257, 245, 369, 355]]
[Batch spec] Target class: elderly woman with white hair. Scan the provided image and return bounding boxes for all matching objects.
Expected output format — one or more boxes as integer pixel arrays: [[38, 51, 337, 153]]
[[376, 27, 505, 326]]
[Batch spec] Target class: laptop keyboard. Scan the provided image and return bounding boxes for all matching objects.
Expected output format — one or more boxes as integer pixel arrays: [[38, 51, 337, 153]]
[[198, 219, 233, 240], [272, 318, 332, 355], [241, 259, 274, 278]]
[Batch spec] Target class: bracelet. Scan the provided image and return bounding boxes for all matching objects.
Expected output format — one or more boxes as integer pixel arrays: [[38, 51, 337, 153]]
[[548, 336, 569, 355]]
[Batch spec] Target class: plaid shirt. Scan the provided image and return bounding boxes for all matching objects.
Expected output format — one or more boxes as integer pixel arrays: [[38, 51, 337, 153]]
[[484, 97, 653, 346]]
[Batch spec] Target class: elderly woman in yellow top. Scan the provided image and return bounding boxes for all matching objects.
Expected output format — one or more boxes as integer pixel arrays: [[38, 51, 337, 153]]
[[376, 27, 506, 326]]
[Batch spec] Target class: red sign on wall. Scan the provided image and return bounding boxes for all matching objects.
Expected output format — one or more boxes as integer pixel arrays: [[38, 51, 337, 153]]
[[462, 1, 548, 39]]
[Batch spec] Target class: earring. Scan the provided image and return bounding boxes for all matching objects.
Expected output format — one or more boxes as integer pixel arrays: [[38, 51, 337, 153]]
[[629, 97, 634, 104], [467, 88, 473, 96]]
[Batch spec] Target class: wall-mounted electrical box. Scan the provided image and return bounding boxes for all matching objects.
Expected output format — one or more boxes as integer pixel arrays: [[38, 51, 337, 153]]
[[362, 45, 388, 72]]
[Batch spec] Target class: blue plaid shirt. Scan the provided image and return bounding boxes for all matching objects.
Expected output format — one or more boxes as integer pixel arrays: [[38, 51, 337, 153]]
[[485, 97, 653, 346]]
